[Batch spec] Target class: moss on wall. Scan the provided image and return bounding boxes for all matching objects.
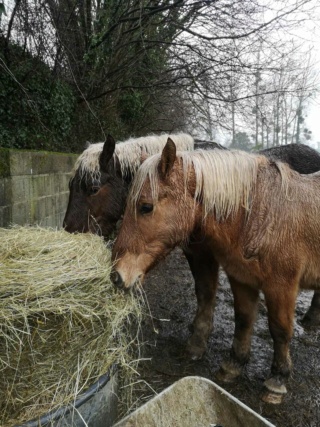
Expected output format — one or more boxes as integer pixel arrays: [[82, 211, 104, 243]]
[[0, 149, 78, 228], [0, 148, 11, 177]]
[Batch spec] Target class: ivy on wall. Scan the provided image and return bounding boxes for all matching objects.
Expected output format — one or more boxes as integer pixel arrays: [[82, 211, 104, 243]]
[[0, 39, 76, 152]]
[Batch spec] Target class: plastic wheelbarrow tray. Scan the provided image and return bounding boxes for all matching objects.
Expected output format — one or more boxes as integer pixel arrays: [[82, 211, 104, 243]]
[[114, 376, 275, 427]]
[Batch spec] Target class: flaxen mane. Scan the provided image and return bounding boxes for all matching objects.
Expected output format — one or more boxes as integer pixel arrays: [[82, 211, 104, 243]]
[[72, 133, 194, 183], [129, 149, 291, 219]]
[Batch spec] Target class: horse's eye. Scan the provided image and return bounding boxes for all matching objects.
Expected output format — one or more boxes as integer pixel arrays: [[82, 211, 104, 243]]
[[139, 203, 153, 215], [90, 186, 100, 195]]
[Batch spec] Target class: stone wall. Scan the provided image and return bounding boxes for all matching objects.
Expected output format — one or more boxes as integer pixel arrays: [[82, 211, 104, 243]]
[[0, 148, 78, 228]]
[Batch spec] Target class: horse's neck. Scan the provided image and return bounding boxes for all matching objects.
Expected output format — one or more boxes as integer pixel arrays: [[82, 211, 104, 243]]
[[198, 209, 260, 284], [193, 206, 246, 253]]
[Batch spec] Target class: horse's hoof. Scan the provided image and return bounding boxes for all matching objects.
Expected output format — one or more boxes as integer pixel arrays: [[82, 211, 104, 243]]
[[215, 361, 241, 383], [185, 344, 205, 361], [264, 377, 287, 394], [215, 368, 237, 383], [262, 377, 287, 404], [261, 390, 284, 404], [185, 339, 206, 360], [185, 334, 207, 360]]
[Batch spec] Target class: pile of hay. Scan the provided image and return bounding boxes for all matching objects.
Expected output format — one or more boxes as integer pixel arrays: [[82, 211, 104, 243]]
[[0, 226, 143, 426]]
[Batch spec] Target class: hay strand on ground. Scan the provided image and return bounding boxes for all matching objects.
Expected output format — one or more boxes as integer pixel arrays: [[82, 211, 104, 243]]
[[0, 226, 142, 426]]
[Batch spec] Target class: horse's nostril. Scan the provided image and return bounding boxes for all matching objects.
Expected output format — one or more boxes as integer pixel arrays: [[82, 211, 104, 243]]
[[110, 271, 123, 288]]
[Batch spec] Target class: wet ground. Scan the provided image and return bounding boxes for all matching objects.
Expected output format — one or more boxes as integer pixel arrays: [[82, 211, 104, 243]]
[[131, 248, 320, 427]]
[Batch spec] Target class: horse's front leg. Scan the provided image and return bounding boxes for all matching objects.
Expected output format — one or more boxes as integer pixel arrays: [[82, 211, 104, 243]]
[[183, 247, 219, 360], [262, 280, 298, 404], [302, 290, 320, 327], [216, 276, 259, 383]]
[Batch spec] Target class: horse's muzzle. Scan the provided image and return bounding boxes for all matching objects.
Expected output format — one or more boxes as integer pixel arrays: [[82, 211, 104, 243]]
[[110, 270, 124, 289], [110, 269, 143, 290]]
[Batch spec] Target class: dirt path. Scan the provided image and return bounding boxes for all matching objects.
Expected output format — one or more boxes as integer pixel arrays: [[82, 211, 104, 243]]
[[132, 248, 320, 427]]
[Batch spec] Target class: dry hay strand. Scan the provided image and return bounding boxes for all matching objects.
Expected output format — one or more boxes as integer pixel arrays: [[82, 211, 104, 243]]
[[0, 226, 143, 426]]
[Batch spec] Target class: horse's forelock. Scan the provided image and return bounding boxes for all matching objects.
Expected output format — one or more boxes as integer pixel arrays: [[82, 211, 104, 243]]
[[129, 154, 162, 209]]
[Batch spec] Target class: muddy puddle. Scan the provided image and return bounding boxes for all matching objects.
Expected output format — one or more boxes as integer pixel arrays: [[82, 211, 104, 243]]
[[130, 248, 320, 427]]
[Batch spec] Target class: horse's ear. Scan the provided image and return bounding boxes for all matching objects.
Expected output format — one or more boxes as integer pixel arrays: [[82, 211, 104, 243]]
[[159, 138, 176, 178], [100, 134, 116, 173]]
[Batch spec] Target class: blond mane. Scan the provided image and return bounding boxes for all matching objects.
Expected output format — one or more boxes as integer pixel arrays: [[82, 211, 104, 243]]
[[72, 133, 194, 182], [129, 149, 274, 220]]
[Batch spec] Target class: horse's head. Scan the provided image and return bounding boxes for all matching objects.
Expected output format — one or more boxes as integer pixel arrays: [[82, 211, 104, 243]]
[[111, 138, 197, 290], [63, 135, 129, 238]]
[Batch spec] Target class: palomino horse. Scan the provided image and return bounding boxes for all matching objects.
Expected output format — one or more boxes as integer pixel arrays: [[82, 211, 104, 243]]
[[260, 144, 320, 328], [63, 133, 194, 237], [111, 139, 320, 403], [64, 133, 320, 326]]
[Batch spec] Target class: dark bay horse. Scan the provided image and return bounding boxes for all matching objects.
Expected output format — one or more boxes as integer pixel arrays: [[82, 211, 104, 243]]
[[111, 139, 320, 403], [63, 133, 194, 237]]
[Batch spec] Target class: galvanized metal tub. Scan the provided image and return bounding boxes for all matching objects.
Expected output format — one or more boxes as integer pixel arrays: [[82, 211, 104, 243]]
[[114, 376, 275, 427], [17, 368, 118, 427]]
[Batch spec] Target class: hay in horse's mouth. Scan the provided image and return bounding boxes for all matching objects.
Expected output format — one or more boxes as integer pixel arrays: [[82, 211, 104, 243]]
[[0, 226, 143, 426]]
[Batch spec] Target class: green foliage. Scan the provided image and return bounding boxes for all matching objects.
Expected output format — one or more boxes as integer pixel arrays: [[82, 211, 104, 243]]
[[79, 0, 179, 136], [0, 3, 6, 18], [118, 90, 145, 125], [303, 127, 312, 141], [0, 148, 10, 177], [0, 40, 76, 152], [0, 1, 192, 153]]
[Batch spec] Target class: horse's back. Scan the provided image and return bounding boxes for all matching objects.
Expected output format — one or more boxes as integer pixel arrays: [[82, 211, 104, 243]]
[[260, 143, 320, 174]]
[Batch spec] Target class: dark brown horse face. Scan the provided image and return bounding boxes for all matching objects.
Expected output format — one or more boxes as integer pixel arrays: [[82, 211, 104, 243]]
[[63, 135, 129, 238], [63, 168, 128, 238]]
